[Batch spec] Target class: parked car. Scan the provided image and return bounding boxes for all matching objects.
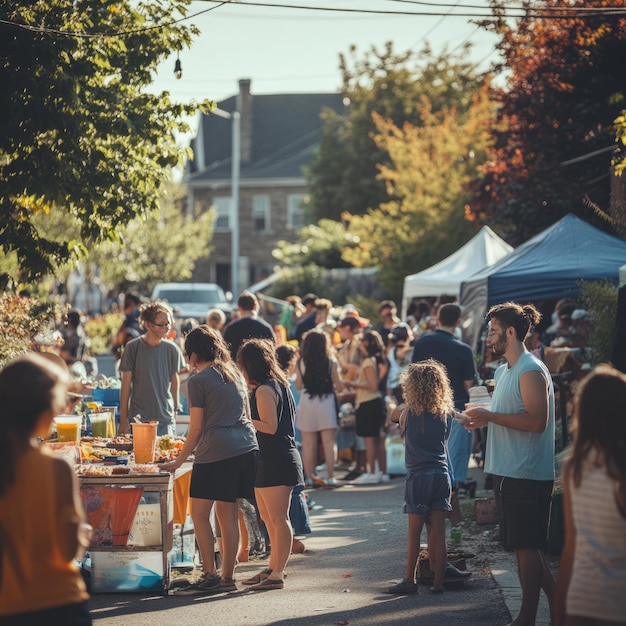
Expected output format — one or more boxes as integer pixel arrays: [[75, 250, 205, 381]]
[[150, 282, 234, 322]]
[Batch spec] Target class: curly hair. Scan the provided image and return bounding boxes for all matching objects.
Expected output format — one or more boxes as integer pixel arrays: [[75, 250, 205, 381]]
[[400, 359, 454, 421], [567, 364, 626, 494], [140, 301, 174, 327]]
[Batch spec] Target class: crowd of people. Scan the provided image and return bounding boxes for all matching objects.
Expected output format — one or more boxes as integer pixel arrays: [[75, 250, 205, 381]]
[[2, 287, 624, 625]]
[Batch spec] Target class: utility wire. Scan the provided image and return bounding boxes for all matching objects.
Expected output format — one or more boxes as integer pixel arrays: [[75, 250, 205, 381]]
[[0, 0, 624, 40]]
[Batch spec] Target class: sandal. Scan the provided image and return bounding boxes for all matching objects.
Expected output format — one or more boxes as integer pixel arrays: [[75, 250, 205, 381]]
[[242, 568, 272, 585], [249, 576, 284, 591]]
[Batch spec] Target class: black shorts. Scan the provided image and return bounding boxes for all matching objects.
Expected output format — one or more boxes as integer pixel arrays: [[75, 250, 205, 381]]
[[190, 449, 259, 503], [355, 396, 385, 437], [494, 475, 553, 550]]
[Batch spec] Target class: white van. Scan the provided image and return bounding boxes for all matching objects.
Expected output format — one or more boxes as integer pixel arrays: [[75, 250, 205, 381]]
[[151, 282, 234, 322]]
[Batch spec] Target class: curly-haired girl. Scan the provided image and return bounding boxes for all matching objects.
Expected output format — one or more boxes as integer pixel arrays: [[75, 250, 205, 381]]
[[386, 358, 460, 595]]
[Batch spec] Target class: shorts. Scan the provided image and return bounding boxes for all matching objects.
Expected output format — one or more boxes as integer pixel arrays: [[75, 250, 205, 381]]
[[190, 449, 259, 503], [403, 469, 452, 516], [355, 396, 385, 437], [494, 475, 553, 550]]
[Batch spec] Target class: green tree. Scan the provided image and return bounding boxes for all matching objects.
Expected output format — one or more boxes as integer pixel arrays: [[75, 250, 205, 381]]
[[305, 43, 486, 222], [0, 0, 213, 288], [272, 219, 357, 269], [467, 0, 626, 244], [24, 183, 216, 296], [344, 82, 495, 301], [92, 186, 216, 294]]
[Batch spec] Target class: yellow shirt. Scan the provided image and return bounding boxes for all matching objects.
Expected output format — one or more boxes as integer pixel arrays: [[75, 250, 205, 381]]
[[355, 356, 382, 406], [0, 445, 89, 616]]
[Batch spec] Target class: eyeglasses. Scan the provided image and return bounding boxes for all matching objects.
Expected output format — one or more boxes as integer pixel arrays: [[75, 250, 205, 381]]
[[151, 321, 171, 328]]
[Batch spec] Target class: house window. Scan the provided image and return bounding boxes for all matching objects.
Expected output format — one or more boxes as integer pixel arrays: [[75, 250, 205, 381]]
[[287, 194, 306, 229], [252, 195, 270, 233], [213, 196, 231, 230]]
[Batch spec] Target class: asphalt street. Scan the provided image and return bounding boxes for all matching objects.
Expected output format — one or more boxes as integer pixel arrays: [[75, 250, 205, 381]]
[[88, 476, 514, 626]]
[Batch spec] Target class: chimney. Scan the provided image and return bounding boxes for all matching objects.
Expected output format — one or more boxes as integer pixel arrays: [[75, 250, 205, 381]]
[[237, 78, 252, 163]]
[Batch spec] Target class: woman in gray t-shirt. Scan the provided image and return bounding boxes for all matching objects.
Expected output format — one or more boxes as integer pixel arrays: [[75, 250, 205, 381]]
[[159, 326, 258, 595]]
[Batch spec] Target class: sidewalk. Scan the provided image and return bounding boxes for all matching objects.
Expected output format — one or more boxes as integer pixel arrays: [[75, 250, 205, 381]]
[[465, 462, 555, 626]]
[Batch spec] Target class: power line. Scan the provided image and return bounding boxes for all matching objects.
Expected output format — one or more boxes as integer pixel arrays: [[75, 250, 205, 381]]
[[1, 0, 625, 41]]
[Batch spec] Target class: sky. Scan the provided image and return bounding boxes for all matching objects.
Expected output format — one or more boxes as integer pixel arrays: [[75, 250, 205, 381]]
[[149, 0, 502, 129]]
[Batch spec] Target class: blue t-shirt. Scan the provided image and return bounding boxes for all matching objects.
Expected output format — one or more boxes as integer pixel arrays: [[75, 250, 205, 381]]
[[404, 409, 450, 473], [411, 330, 477, 410], [485, 351, 555, 480]]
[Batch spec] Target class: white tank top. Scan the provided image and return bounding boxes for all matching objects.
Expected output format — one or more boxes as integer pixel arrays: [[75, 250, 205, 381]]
[[566, 455, 626, 621]]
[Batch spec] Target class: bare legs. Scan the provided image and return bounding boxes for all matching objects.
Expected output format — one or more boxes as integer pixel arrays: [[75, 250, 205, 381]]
[[510, 548, 555, 626], [364, 435, 382, 475], [428, 510, 448, 591], [301, 429, 337, 480], [190, 497, 239, 580], [255, 485, 294, 581], [405, 513, 427, 582], [319, 428, 337, 480]]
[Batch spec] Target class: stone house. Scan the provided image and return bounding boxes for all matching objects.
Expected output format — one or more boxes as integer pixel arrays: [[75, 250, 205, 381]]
[[184, 78, 345, 292]]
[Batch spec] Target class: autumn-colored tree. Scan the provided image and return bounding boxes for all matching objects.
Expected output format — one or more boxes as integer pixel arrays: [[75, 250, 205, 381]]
[[467, 0, 626, 244], [305, 43, 487, 222], [0, 0, 213, 288], [343, 82, 495, 301]]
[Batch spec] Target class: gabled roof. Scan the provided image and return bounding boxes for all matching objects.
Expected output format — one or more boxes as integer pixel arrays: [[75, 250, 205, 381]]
[[186, 91, 344, 183]]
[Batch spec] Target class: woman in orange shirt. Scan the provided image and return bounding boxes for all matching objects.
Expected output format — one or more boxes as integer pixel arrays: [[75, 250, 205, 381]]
[[0, 353, 92, 625]]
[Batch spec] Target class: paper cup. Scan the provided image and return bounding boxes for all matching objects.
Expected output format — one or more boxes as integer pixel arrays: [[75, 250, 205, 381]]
[[131, 422, 158, 463]]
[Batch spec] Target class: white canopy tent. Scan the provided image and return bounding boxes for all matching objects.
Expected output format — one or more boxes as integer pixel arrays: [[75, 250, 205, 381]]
[[401, 226, 513, 315]]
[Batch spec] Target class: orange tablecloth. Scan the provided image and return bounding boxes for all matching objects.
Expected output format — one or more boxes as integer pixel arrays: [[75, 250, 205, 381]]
[[173, 465, 192, 524]]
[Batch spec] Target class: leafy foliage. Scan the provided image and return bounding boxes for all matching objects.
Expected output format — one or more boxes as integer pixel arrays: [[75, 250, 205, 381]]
[[272, 219, 357, 269], [305, 42, 487, 222], [580, 279, 618, 364], [343, 82, 495, 301], [467, 0, 626, 244], [0, 0, 214, 288], [0, 294, 51, 367]]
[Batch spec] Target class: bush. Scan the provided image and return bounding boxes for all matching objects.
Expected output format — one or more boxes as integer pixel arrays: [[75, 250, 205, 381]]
[[579, 279, 618, 364], [84, 313, 124, 355], [0, 294, 51, 367]]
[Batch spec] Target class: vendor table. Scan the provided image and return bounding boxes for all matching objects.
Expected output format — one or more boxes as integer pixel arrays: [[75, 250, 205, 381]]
[[79, 464, 192, 594]]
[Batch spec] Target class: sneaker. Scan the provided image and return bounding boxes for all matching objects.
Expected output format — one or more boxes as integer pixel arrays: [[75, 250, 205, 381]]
[[342, 469, 363, 481], [219, 577, 238, 592], [380, 473, 391, 483], [174, 571, 221, 595], [312, 474, 328, 487], [352, 472, 381, 485], [326, 478, 339, 488], [315, 462, 327, 473], [386, 578, 418, 594]]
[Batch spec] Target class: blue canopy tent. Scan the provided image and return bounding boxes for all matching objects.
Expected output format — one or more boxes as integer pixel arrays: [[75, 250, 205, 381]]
[[460, 214, 626, 350]]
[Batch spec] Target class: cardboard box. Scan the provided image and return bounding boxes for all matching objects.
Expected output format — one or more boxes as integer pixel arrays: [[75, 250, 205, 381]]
[[91, 551, 164, 593], [475, 497, 498, 524]]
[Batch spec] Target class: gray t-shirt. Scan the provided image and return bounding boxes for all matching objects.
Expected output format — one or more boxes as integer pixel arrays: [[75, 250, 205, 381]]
[[119, 337, 185, 435], [187, 366, 259, 463]]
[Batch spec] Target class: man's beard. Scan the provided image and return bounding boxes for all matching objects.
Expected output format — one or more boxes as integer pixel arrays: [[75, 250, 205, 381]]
[[489, 333, 506, 358]]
